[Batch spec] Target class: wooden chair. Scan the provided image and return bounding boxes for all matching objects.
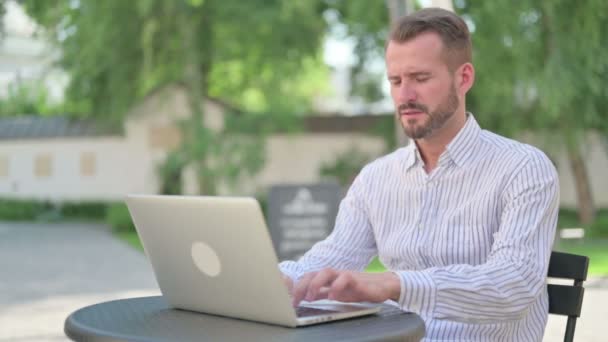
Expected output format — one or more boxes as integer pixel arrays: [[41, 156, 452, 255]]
[[547, 251, 589, 342]]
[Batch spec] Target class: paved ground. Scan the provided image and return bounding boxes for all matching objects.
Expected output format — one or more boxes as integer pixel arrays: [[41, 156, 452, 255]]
[[544, 275, 608, 342], [0, 222, 159, 342], [0, 221, 605, 341]]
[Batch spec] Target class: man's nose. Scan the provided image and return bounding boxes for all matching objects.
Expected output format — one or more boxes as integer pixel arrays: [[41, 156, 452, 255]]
[[397, 83, 417, 103]]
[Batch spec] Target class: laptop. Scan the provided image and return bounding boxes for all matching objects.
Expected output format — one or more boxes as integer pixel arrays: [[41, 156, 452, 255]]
[[125, 194, 381, 327]]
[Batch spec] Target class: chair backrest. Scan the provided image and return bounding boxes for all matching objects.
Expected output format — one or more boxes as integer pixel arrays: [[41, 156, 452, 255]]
[[547, 251, 589, 342]]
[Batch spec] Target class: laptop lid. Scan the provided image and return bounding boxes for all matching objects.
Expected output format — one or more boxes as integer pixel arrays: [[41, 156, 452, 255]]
[[125, 194, 380, 327]]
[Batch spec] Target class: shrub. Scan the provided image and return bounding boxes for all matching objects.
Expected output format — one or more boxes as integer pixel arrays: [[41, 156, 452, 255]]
[[587, 215, 608, 238], [60, 201, 109, 220], [319, 147, 371, 187], [0, 198, 53, 221], [106, 203, 136, 233]]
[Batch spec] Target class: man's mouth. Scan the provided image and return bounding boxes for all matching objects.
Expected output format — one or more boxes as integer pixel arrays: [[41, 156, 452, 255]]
[[400, 110, 425, 117]]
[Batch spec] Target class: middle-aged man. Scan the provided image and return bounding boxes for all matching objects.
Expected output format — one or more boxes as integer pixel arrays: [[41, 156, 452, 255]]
[[279, 7, 559, 341]]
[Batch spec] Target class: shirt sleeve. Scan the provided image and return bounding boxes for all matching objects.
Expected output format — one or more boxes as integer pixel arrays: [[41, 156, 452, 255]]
[[279, 167, 378, 282], [394, 151, 559, 323]]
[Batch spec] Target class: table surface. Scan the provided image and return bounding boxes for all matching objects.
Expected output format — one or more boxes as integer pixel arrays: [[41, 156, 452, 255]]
[[65, 296, 425, 342]]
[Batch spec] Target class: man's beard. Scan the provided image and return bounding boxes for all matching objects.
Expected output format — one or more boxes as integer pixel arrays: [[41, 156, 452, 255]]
[[398, 85, 459, 140]]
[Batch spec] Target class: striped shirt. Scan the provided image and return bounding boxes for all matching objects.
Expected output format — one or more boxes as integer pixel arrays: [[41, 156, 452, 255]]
[[280, 114, 559, 341]]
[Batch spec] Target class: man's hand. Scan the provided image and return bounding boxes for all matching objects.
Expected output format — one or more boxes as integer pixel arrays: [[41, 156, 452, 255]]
[[282, 273, 294, 296], [291, 268, 401, 307]]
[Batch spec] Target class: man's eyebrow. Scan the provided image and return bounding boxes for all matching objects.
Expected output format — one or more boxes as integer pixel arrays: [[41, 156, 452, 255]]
[[408, 71, 431, 77], [387, 72, 432, 79]]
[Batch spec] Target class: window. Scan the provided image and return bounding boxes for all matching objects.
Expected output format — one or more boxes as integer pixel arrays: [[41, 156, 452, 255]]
[[148, 124, 181, 150], [80, 152, 96, 177], [34, 153, 52, 178], [0, 155, 8, 178]]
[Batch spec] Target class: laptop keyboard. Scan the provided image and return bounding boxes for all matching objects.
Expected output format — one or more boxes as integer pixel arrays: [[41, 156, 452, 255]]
[[295, 306, 339, 317]]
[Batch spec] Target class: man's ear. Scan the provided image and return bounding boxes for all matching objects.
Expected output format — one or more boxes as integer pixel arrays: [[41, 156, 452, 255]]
[[457, 62, 475, 95]]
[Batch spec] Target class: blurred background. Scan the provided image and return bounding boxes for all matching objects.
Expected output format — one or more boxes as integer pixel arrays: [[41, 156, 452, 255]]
[[0, 0, 606, 341]]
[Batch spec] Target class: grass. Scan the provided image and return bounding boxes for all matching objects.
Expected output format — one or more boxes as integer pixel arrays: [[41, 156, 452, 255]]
[[363, 238, 608, 275], [117, 230, 608, 275], [365, 257, 387, 273], [117, 231, 144, 251], [554, 239, 608, 275]]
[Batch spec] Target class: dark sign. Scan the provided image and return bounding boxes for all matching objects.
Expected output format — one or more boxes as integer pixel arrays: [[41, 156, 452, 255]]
[[268, 183, 342, 261]]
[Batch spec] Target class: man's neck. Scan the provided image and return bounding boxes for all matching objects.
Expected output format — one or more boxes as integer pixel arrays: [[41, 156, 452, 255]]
[[416, 111, 467, 173]]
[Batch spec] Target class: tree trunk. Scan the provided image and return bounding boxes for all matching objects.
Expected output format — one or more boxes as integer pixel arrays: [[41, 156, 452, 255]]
[[178, 2, 215, 195], [567, 144, 595, 225], [386, 0, 414, 148]]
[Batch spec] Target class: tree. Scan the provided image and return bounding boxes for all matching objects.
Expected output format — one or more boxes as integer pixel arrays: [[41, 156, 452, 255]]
[[20, 0, 331, 194], [462, 0, 608, 224], [323, 0, 608, 224], [0, 83, 64, 116]]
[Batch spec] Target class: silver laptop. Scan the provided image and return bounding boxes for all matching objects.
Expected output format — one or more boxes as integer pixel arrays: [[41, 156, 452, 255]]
[[125, 194, 381, 327]]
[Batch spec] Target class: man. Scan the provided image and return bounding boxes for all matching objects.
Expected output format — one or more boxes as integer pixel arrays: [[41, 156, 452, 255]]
[[280, 7, 559, 341]]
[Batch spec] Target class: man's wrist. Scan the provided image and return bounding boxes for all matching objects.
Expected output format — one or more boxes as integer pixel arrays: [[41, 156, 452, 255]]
[[382, 271, 401, 302]]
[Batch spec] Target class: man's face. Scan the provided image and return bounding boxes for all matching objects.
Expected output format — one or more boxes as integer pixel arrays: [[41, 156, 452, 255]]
[[386, 32, 461, 140]]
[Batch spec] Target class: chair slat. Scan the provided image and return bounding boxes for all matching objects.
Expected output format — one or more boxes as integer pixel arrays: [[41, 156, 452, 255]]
[[547, 251, 589, 281], [548, 284, 585, 317]]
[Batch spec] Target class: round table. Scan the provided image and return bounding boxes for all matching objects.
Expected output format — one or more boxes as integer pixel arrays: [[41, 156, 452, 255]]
[[65, 296, 425, 342]]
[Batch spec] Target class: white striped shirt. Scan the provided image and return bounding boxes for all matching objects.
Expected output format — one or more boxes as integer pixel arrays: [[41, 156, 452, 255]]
[[280, 114, 559, 341]]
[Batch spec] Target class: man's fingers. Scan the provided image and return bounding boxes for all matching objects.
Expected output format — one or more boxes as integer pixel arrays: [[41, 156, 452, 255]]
[[282, 274, 294, 294], [306, 268, 338, 301], [328, 271, 353, 301], [292, 272, 315, 307]]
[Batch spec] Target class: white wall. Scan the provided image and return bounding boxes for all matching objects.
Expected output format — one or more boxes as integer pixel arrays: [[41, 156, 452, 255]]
[[552, 134, 608, 208], [248, 133, 385, 192], [0, 137, 135, 201], [2, 83, 607, 210]]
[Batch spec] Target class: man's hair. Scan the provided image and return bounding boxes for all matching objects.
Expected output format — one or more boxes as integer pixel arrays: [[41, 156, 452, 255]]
[[388, 8, 472, 70]]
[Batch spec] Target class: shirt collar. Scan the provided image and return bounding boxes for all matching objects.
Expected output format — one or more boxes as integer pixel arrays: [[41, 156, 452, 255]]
[[445, 112, 481, 168], [403, 112, 481, 171], [404, 143, 421, 171]]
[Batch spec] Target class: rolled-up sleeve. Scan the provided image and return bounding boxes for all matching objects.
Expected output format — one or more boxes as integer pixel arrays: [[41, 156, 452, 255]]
[[394, 152, 559, 323]]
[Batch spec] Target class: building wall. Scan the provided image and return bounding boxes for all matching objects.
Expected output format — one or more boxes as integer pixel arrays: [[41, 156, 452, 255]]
[[232, 133, 387, 195], [1, 83, 607, 209], [522, 132, 608, 209], [0, 137, 134, 201], [0, 133, 386, 201]]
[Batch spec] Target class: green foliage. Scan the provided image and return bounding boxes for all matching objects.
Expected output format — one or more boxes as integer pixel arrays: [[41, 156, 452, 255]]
[[460, 0, 608, 137], [20, 0, 331, 123], [106, 203, 136, 234], [158, 151, 187, 195], [59, 202, 108, 220], [368, 115, 397, 151], [323, 1, 389, 102], [0, 83, 64, 116], [322, 0, 606, 224], [558, 208, 608, 238], [587, 215, 608, 238], [0, 198, 109, 221], [0, 198, 53, 220], [365, 257, 386, 273], [557, 208, 579, 229], [20, 0, 333, 194], [319, 147, 371, 187], [554, 239, 608, 275]]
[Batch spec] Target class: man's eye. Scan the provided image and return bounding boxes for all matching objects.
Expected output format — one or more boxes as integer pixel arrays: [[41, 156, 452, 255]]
[[416, 78, 429, 83]]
